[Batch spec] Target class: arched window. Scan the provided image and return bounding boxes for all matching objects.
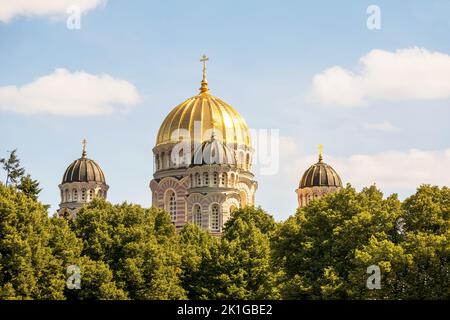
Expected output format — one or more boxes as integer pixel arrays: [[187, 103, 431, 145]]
[[161, 152, 165, 169], [213, 172, 219, 186], [194, 204, 202, 227], [190, 174, 193, 187], [178, 149, 184, 166], [230, 173, 235, 187], [211, 204, 220, 231], [246, 154, 250, 169], [155, 154, 160, 170], [195, 172, 201, 186], [65, 189, 69, 202], [221, 173, 227, 186], [203, 172, 209, 186], [81, 189, 86, 202], [73, 189, 78, 201], [89, 189, 94, 200], [165, 191, 176, 222]]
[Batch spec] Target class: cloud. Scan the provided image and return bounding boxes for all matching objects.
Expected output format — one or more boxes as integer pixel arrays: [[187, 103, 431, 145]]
[[336, 149, 450, 189], [0, 68, 141, 116], [308, 48, 450, 107], [363, 121, 400, 133], [0, 0, 107, 23], [276, 137, 450, 192]]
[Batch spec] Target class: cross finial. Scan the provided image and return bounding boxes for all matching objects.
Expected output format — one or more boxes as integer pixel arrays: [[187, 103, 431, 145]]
[[318, 144, 323, 162], [82, 138, 87, 158], [199, 54, 209, 94]]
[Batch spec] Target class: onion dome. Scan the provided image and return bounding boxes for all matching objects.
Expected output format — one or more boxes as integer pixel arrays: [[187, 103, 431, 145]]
[[156, 55, 251, 149], [62, 139, 106, 184], [299, 147, 342, 188], [191, 134, 236, 166]]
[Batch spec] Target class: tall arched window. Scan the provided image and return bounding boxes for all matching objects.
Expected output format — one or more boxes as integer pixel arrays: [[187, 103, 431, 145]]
[[89, 189, 94, 200], [203, 172, 209, 186], [194, 204, 202, 227], [190, 174, 193, 187], [246, 154, 250, 169], [81, 189, 86, 201], [211, 204, 220, 231], [73, 189, 78, 201], [230, 173, 235, 187], [65, 189, 69, 202], [213, 172, 219, 186], [155, 154, 160, 170], [165, 191, 176, 222]]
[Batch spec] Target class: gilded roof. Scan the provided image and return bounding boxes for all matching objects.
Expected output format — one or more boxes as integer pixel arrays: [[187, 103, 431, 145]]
[[156, 56, 251, 149]]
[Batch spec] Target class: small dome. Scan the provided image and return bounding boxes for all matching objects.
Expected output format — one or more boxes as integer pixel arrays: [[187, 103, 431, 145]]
[[299, 155, 342, 188], [62, 142, 106, 184], [191, 135, 236, 166]]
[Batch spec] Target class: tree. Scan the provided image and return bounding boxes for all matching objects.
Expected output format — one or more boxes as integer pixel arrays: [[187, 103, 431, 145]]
[[17, 174, 42, 201], [0, 149, 25, 186], [72, 199, 186, 299], [179, 223, 217, 299], [273, 185, 403, 299], [202, 207, 279, 299], [0, 182, 65, 299]]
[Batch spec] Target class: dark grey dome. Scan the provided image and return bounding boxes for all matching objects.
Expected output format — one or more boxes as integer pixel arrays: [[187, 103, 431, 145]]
[[62, 149, 106, 184], [191, 135, 235, 166], [299, 156, 342, 188]]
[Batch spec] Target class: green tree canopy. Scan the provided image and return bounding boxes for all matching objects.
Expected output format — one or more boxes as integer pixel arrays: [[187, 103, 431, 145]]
[[72, 199, 186, 299], [0, 183, 65, 299], [273, 185, 403, 299]]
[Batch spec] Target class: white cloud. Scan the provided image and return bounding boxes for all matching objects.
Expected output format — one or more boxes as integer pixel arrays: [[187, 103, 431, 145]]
[[363, 121, 400, 133], [308, 48, 450, 107], [336, 149, 450, 189], [276, 137, 450, 192], [0, 68, 141, 116], [0, 0, 107, 23]]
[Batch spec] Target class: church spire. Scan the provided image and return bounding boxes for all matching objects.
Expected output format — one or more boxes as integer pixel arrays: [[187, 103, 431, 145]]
[[199, 54, 209, 94]]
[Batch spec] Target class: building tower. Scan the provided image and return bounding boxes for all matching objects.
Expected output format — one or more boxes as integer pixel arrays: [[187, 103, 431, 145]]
[[150, 56, 257, 235], [58, 139, 109, 219], [296, 145, 342, 208]]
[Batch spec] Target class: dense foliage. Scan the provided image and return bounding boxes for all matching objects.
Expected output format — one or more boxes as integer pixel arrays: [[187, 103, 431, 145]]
[[0, 181, 449, 300]]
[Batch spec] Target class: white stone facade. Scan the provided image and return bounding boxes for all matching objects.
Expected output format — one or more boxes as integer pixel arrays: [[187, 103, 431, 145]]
[[150, 143, 257, 236]]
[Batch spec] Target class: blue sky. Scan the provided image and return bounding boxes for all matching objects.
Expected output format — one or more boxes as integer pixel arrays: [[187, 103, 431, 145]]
[[1, 0, 450, 220]]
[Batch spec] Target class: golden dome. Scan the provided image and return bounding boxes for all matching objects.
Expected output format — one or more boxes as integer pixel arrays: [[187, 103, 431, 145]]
[[156, 56, 251, 149]]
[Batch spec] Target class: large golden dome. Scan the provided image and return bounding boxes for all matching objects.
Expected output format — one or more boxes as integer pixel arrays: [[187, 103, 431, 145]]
[[156, 59, 251, 149]]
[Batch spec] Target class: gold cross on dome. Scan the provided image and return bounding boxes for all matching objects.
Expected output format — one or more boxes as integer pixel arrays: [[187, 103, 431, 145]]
[[200, 54, 209, 80]]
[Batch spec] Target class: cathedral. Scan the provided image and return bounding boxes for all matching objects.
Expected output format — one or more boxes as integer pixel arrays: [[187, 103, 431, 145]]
[[57, 56, 343, 233], [149, 55, 257, 235]]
